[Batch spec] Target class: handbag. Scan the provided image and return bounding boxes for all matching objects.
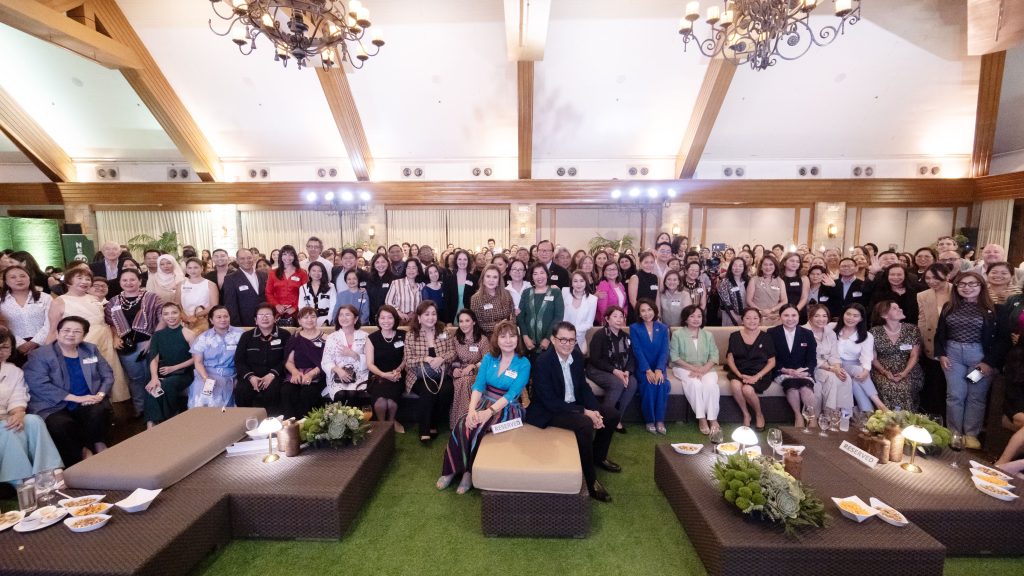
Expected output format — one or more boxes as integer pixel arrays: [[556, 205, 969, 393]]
[[413, 360, 446, 394]]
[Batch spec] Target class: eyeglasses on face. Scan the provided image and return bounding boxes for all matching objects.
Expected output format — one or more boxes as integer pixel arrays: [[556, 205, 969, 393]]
[[553, 336, 576, 345], [59, 329, 84, 336], [956, 282, 980, 288]]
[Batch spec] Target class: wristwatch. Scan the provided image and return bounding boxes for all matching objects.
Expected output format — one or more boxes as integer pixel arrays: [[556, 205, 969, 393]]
[[97, 392, 106, 398]]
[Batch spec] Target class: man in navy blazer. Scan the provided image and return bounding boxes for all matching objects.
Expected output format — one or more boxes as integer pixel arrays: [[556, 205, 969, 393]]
[[526, 322, 620, 502], [832, 258, 869, 319], [767, 305, 819, 427], [222, 249, 268, 326]]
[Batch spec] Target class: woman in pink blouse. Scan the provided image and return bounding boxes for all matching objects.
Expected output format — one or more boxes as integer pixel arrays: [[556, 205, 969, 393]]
[[595, 261, 629, 326]]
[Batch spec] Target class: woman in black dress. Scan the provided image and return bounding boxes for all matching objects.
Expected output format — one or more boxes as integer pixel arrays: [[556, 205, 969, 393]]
[[365, 254, 394, 326], [366, 305, 406, 433], [629, 251, 660, 323], [282, 307, 326, 419], [726, 308, 777, 430], [780, 252, 809, 324]]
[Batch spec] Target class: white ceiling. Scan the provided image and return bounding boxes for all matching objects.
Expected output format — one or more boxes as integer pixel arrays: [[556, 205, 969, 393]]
[[0, 0, 1021, 183]]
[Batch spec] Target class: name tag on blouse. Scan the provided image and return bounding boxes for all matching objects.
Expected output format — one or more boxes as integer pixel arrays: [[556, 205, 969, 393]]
[[358, 298, 365, 303], [394, 341, 404, 348], [469, 346, 479, 352], [464, 280, 474, 286], [800, 342, 808, 347], [314, 341, 323, 348], [819, 296, 829, 302], [770, 286, 780, 290], [239, 285, 249, 291], [649, 284, 658, 291], [505, 369, 518, 379], [671, 301, 681, 306], [696, 288, 704, 293], [110, 305, 122, 312], [550, 275, 559, 281], [852, 291, 862, 298], [270, 339, 281, 346], [790, 281, 801, 287], [899, 344, 913, 351], [359, 282, 367, 287], [227, 345, 237, 350], [483, 303, 494, 310], [382, 283, 390, 289], [544, 295, 555, 302], [290, 276, 300, 282], [439, 333, 448, 340], [82, 356, 98, 364], [731, 287, 741, 292]]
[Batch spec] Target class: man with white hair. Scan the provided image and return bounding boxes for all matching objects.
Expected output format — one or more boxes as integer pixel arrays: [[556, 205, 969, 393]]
[[972, 244, 1024, 287]]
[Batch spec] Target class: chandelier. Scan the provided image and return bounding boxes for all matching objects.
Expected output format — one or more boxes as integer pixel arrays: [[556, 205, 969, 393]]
[[678, 1, 860, 71], [208, 0, 385, 70]]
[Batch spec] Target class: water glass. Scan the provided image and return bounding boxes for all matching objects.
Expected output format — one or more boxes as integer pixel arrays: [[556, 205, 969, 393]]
[[34, 469, 56, 505], [949, 432, 964, 468], [709, 428, 724, 444], [767, 428, 783, 461], [17, 481, 37, 513], [818, 413, 831, 437], [801, 405, 815, 434]]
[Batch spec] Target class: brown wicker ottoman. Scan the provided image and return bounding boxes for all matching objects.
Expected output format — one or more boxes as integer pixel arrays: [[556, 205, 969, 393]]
[[654, 444, 946, 576], [473, 425, 590, 538]]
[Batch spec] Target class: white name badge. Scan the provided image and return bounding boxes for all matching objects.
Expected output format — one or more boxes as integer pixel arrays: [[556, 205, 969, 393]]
[[671, 301, 681, 306], [226, 345, 237, 350], [505, 369, 518, 379], [439, 333, 448, 340], [851, 291, 863, 298], [382, 283, 390, 289], [819, 296, 829, 302], [82, 356, 98, 364], [840, 440, 879, 469], [491, 417, 523, 434], [358, 298, 365, 304], [731, 286, 741, 293], [544, 295, 555, 302], [550, 275, 559, 281], [483, 303, 494, 310], [899, 344, 913, 351], [770, 285, 780, 290], [696, 288, 704, 293], [270, 339, 281, 346], [110, 305, 122, 312], [464, 280, 474, 286], [314, 341, 323, 348], [290, 276, 300, 282], [202, 378, 216, 396], [469, 346, 479, 353], [650, 285, 659, 291], [359, 282, 367, 287], [394, 341, 404, 348], [790, 282, 800, 287], [239, 285, 249, 291]]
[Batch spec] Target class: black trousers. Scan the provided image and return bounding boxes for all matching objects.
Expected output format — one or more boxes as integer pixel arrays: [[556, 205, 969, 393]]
[[412, 377, 454, 437], [45, 401, 111, 467], [919, 356, 947, 418], [281, 380, 325, 419], [234, 376, 284, 418], [330, 389, 368, 407], [547, 405, 620, 491]]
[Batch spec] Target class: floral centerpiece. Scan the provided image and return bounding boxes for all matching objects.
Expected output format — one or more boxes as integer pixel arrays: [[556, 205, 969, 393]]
[[300, 403, 372, 447], [865, 410, 950, 448], [713, 454, 828, 536]]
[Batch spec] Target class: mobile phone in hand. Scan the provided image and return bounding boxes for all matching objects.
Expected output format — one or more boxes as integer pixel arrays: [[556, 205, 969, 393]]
[[965, 368, 983, 383]]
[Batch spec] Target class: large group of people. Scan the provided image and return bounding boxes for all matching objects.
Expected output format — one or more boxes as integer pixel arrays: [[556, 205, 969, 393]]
[[2, 230, 1024, 498]]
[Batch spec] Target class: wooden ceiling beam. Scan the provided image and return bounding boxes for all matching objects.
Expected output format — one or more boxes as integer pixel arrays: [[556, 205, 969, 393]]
[[0, 84, 75, 182], [504, 0, 551, 61], [675, 57, 737, 179], [90, 0, 222, 182], [39, 1, 86, 13], [968, 0, 1024, 55], [316, 68, 374, 182], [517, 61, 534, 179], [970, 50, 1006, 178], [975, 170, 1024, 200], [0, 0, 141, 69]]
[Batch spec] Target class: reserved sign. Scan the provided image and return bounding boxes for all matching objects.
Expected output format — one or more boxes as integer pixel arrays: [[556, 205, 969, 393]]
[[840, 440, 879, 469], [491, 418, 523, 434]]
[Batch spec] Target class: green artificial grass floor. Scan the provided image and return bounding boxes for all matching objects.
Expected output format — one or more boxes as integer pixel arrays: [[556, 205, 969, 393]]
[[190, 422, 1024, 576]]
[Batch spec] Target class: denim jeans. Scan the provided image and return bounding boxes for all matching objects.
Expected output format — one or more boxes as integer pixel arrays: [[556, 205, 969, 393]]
[[119, 347, 152, 415], [941, 340, 990, 437]]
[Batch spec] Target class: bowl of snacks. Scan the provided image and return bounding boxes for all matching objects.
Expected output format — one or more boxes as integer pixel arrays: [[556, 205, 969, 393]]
[[0, 510, 24, 532], [969, 460, 1012, 480], [716, 442, 740, 456], [969, 468, 1015, 490], [64, 514, 111, 533], [831, 496, 878, 523], [58, 494, 105, 509], [68, 502, 113, 517], [869, 497, 908, 527], [671, 443, 703, 455], [971, 477, 1020, 502]]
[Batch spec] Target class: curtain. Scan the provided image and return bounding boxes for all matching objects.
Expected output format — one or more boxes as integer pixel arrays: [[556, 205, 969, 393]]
[[447, 209, 510, 250], [239, 210, 343, 254], [977, 199, 1014, 250], [386, 209, 447, 250], [96, 211, 213, 252]]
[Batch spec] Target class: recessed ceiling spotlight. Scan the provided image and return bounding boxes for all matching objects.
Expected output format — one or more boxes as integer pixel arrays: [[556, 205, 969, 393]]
[[305, 192, 317, 202], [340, 191, 354, 202], [324, 192, 335, 202], [629, 188, 641, 198], [359, 191, 371, 201], [611, 189, 622, 199]]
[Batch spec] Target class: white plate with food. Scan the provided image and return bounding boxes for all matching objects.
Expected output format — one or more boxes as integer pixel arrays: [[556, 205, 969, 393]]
[[743, 446, 762, 458], [832, 496, 878, 523], [671, 443, 703, 455], [716, 442, 740, 456], [869, 497, 908, 527], [14, 506, 68, 532], [0, 510, 24, 532], [971, 477, 1020, 502], [68, 502, 114, 517], [779, 445, 806, 455], [115, 488, 162, 513], [969, 461, 1014, 481], [58, 494, 106, 509], [64, 514, 112, 533], [969, 469, 1015, 490]]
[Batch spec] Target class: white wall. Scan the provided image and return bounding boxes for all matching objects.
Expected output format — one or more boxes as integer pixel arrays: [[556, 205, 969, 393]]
[[699, 207, 799, 249], [538, 206, 650, 252], [855, 207, 956, 252]]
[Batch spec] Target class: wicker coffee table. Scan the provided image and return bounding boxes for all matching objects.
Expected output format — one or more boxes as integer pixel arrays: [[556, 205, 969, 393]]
[[0, 423, 395, 576], [654, 444, 946, 576], [782, 427, 1024, 555]]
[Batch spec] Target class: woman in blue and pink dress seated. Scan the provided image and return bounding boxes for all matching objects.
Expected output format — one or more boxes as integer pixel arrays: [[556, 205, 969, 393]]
[[437, 320, 530, 495]]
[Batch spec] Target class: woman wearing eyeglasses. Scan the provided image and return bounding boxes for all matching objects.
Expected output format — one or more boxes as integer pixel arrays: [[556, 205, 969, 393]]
[[935, 271, 1009, 450]]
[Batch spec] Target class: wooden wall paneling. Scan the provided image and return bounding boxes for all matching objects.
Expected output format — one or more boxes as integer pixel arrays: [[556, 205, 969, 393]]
[[90, 0, 222, 182], [853, 207, 863, 246], [517, 61, 534, 179], [0, 183, 63, 204], [0, 0, 141, 69], [317, 68, 374, 182], [970, 51, 1006, 177], [33, 178, 980, 208], [807, 206, 815, 248], [974, 170, 1024, 200], [793, 207, 801, 246], [0, 86, 75, 183], [675, 57, 737, 179], [968, 0, 1024, 55]]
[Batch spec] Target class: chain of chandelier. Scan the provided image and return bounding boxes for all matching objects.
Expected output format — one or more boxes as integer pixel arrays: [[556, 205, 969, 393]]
[[208, 0, 384, 70], [678, 0, 861, 70]]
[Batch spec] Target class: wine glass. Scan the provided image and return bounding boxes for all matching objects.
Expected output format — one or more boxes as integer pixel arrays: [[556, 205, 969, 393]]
[[245, 417, 259, 435], [801, 405, 815, 434], [709, 428, 724, 445], [830, 409, 842, 433], [949, 432, 964, 468], [818, 412, 831, 437], [767, 428, 783, 461], [34, 469, 56, 506]]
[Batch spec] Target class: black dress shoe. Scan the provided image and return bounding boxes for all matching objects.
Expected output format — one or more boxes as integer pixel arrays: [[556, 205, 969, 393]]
[[596, 459, 622, 473], [615, 425, 627, 434], [589, 481, 612, 502]]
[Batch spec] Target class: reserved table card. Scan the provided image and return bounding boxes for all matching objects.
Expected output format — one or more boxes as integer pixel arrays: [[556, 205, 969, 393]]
[[491, 418, 523, 434], [840, 440, 879, 469]]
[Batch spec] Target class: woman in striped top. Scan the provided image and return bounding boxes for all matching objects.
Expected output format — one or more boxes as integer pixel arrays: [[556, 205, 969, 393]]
[[385, 258, 424, 325], [469, 265, 514, 336]]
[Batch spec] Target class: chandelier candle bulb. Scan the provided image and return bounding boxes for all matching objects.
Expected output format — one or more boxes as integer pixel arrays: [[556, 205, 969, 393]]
[[720, 9, 734, 27], [803, 0, 818, 10], [685, 1, 700, 20], [706, 5, 720, 25], [835, 0, 853, 16], [348, 0, 363, 18], [356, 7, 371, 27], [372, 28, 385, 45], [679, 17, 693, 34], [261, 13, 274, 27]]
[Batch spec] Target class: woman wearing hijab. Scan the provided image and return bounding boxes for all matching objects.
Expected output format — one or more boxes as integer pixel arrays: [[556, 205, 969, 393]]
[[146, 254, 185, 304]]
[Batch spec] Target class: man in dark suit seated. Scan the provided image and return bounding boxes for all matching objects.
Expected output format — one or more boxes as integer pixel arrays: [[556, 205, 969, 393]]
[[222, 248, 267, 326], [525, 321, 620, 502], [832, 257, 868, 319]]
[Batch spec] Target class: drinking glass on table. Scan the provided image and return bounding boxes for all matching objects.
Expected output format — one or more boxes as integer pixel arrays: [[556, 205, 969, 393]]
[[245, 417, 259, 434], [709, 428, 724, 445], [34, 469, 56, 506], [17, 480, 37, 513], [767, 428, 783, 461], [801, 405, 815, 434], [818, 412, 831, 437], [949, 432, 964, 468], [829, 409, 842, 432]]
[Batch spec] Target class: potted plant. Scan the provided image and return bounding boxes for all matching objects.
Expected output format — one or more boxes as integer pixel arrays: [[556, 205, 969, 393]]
[[126, 231, 180, 259]]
